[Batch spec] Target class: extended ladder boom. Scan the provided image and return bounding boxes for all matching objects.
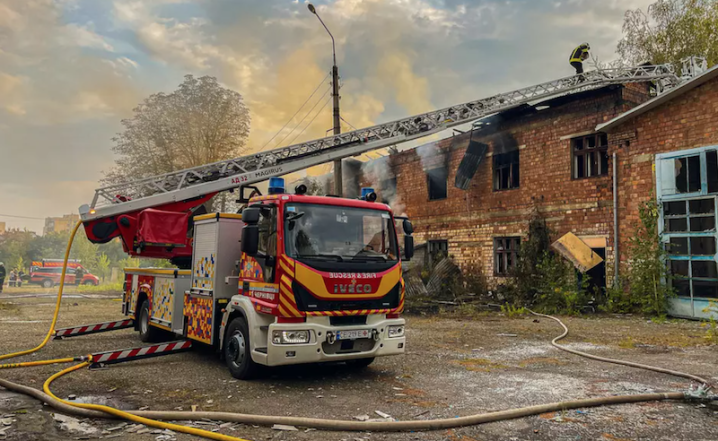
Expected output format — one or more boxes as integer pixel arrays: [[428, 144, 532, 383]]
[[82, 63, 687, 221]]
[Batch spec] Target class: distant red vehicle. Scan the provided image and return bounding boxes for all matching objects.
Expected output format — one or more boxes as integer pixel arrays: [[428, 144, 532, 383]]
[[29, 266, 99, 288]]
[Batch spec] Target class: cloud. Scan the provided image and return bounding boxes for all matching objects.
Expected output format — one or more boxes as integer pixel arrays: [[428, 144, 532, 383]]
[[2, 0, 659, 232], [59, 23, 115, 52]]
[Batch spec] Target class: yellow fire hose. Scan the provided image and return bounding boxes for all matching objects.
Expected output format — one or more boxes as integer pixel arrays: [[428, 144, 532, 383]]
[[0, 220, 714, 439], [0, 221, 82, 362], [0, 220, 255, 440], [43, 360, 251, 441]]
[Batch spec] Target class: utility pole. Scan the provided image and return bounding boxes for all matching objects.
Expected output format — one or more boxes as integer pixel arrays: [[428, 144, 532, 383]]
[[308, 3, 342, 196]]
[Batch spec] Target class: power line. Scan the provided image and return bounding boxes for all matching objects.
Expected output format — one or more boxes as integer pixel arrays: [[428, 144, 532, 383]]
[[258, 72, 331, 153], [340, 116, 357, 131], [0, 213, 45, 220], [272, 86, 331, 149], [286, 97, 332, 147]]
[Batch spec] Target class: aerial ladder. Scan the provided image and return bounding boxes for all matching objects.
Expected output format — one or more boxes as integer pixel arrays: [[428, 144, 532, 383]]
[[79, 60, 706, 261]]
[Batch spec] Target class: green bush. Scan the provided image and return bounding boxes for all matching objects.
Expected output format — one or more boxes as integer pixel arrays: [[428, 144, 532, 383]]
[[504, 211, 588, 314], [602, 199, 675, 316]]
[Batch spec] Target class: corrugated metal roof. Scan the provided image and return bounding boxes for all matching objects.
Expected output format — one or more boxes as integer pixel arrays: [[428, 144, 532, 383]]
[[596, 64, 718, 132]]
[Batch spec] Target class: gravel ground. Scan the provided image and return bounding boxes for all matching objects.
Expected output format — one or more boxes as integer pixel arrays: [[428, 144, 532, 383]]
[[1, 289, 717, 441]]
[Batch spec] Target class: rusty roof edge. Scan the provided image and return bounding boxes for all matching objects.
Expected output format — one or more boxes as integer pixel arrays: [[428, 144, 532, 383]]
[[596, 64, 718, 132]]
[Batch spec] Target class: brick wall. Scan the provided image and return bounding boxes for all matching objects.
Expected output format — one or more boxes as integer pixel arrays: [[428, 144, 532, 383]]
[[610, 75, 718, 274], [373, 85, 654, 287]]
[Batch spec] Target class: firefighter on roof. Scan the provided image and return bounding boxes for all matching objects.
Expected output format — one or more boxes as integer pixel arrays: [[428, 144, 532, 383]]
[[570, 43, 590, 75]]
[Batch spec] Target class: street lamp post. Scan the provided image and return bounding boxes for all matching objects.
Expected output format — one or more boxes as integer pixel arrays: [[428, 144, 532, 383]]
[[308, 3, 343, 197]]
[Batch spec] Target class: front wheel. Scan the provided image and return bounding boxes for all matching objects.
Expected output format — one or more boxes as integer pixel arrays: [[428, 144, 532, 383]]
[[83, 280, 96, 286], [138, 299, 161, 342], [224, 317, 259, 380]]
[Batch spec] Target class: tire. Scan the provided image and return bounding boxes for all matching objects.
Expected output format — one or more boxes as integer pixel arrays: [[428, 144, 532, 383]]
[[138, 299, 161, 343], [347, 357, 375, 369], [42, 279, 54, 289], [224, 317, 259, 380], [83, 280, 96, 286]]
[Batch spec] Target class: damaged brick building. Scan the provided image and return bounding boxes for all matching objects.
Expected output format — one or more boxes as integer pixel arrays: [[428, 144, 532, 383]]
[[353, 65, 718, 319]]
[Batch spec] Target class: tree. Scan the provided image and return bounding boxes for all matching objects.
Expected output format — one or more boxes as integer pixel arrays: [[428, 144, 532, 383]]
[[618, 0, 718, 68], [104, 75, 251, 210], [95, 253, 111, 282]]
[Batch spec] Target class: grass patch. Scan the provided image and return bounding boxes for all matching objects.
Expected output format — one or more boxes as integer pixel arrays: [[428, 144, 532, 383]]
[[77, 281, 123, 294], [454, 358, 508, 372], [618, 336, 636, 349], [0, 301, 18, 313]]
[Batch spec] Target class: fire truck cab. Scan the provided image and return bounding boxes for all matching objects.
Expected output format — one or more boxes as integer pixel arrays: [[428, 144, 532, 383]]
[[121, 179, 413, 379]]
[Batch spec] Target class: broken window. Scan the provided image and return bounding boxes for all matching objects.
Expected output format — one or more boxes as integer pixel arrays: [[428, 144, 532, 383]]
[[658, 150, 718, 196], [493, 150, 519, 191], [665, 198, 718, 300], [494, 237, 520, 276], [571, 133, 609, 179], [663, 199, 715, 233], [428, 239, 448, 267], [426, 167, 448, 201]]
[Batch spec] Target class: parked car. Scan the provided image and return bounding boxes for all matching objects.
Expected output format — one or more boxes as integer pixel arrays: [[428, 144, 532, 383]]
[[29, 267, 100, 288]]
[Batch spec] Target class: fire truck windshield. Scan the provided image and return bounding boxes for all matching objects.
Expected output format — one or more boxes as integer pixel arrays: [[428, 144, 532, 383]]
[[284, 203, 398, 262]]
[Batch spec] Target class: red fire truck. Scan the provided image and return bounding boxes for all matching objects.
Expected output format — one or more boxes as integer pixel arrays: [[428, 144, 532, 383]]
[[30, 259, 100, 288], [83, 179, 413, 379]]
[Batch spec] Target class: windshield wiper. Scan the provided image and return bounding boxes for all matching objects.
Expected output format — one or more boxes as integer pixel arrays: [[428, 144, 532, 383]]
[[285, 212, 305, 222], [296, 253, 344, 262]]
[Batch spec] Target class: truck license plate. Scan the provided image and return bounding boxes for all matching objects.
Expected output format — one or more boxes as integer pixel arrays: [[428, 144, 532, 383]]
[[336, 329, 370, 340]]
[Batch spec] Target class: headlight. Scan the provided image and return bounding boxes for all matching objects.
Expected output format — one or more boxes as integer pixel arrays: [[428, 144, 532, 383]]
[[387, 325, 405, 338], [272, 330, 310, 344]]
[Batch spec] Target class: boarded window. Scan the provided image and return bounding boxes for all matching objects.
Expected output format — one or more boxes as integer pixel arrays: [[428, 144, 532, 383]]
[[427, 167, 448, 200], [494, 237, 520, 275], [571, 133, 609, 179], [493, 150, 519, 191]]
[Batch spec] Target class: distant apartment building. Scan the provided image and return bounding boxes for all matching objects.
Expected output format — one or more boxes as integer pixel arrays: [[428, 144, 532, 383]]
[[0, 222, 5, 234], [43, 214, 80, 235]]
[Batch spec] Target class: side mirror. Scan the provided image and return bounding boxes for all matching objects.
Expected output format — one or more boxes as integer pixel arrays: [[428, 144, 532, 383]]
[[402, 219, 414, 235], [242, 207, 260, 224], [404, 235, 414, 261], [242, 225, 259, 256]]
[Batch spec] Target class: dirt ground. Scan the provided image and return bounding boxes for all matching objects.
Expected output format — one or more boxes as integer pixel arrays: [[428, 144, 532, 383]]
[[0, 287, 717, 441]]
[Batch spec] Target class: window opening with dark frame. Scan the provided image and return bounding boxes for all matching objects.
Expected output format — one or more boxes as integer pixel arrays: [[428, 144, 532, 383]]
[[494, 237, 520, 275], [493, 150, 520, 190], [664, 198, 718, 299], [426, 167, 448, 200], [427, 239, 448, 267], [572, 133, 609, 179], [257, 206, 277, 282]]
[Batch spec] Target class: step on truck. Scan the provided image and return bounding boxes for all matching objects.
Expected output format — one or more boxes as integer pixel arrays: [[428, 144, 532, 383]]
[[117, 179, 414, 379]]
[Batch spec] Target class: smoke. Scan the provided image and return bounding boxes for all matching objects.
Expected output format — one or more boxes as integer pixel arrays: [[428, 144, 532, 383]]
[[360, 156, 406, 216]]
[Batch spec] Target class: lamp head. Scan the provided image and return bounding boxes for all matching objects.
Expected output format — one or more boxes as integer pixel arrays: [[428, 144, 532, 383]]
[[308, 3, 316, 14]]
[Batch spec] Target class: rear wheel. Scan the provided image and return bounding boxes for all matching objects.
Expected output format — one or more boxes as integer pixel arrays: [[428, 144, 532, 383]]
[[138, 299, 161, 342], [224, 317, 259, 380], [42, 279, 54, 289], [347, 357, 375, 369]]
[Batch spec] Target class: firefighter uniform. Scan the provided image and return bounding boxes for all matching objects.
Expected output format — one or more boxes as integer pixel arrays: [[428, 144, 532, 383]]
[[570, 43, 590, 75]]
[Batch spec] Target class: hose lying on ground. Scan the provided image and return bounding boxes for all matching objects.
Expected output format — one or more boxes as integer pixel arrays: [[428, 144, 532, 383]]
[[0, 375, 692, 432], [0, 221, 713, 437], [0, 221, 81, 362], [527, 309, 713, 389], [43, 361, 252, 441]]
